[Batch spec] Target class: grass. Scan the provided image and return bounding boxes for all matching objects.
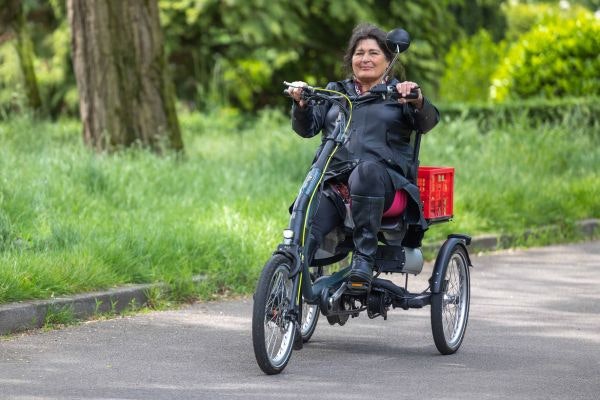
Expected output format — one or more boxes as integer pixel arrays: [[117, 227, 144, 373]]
[[0, 107, 598, 304], [43, 304, 76, 329], [420, 113, 600, 240]]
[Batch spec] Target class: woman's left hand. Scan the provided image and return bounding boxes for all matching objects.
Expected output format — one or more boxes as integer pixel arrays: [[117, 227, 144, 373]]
[[396, 81, 424, 109]]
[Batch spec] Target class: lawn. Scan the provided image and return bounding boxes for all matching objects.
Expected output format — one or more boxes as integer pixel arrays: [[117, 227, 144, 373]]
[[0, 108, 598, 303]]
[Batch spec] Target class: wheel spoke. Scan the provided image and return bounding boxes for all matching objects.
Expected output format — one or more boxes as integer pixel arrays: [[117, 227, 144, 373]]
[[261, 266, 294, 365]]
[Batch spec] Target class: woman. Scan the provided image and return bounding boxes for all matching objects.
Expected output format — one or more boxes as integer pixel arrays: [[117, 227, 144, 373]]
[[287, 23, 439, 289]]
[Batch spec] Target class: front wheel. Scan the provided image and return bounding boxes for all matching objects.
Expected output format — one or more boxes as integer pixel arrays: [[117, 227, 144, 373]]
[[430, 245, 470, 355], [252, 254, 297, 374]]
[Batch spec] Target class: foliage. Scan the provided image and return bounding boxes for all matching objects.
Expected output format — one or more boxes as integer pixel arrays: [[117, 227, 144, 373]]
[[501, 0, 595, 41], [1, 0, 520, 116], [439, 1, 600, 103], [490, 12, 600, 102], [159, 0, 465, 110], [1, 109, 599, 303], [0, 0, 75, 118], [439, 96, 600, 129], [447, 0, 507, 40], [439, 29, 505, 102]]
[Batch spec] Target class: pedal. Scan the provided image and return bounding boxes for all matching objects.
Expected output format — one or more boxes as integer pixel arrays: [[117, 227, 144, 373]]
[[347, 281, 370, 294]]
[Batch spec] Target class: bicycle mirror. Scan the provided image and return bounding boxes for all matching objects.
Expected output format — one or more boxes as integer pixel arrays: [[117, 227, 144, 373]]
[[386, 28, 410, 54]]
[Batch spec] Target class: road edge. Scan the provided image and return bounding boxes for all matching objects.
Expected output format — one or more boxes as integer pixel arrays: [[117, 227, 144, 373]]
[[1, 219, 597, 336]]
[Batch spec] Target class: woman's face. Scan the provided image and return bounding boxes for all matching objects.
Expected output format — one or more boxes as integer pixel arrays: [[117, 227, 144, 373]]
[[352, 38, 389, 87]]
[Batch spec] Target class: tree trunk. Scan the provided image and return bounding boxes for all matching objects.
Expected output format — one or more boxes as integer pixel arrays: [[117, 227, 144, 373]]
[[67, 0, 182, 152], [0, 0, 43, 111]]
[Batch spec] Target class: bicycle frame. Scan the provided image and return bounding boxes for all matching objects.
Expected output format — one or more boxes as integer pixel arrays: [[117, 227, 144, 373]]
[[275, 89, 352, 307]]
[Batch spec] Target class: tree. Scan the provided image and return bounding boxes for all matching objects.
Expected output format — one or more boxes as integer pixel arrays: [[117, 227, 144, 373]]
[[0, 0, 42, 111], [67, 0, 182, 152]]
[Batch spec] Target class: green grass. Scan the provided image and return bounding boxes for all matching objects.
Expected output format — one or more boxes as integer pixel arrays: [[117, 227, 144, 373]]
[[43, 304, 76, 329], [419, 113, 600, 240], [0, 108, 598, 304]]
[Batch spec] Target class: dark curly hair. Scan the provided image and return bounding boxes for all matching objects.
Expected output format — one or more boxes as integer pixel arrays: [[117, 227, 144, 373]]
[[342, 23, 393, 77]]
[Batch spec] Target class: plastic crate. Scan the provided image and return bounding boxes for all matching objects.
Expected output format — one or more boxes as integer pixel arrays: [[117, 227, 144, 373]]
[[417, 166, 454, 221]]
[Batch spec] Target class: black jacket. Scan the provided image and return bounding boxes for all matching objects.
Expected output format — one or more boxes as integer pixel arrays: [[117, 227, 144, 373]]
[[291, 78, 439, 184]]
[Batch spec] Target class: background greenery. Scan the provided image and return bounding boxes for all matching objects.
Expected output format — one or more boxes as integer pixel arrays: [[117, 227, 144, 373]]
[[1, 0, 599, 304], [3, 0, 598, 116], [0, 108, 598, 303]]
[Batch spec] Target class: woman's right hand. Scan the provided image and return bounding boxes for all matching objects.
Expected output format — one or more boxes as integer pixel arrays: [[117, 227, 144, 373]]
[[287, 81, 308, 108]]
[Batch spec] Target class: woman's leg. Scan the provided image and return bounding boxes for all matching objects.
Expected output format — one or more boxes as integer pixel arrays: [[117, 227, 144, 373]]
[[304, 193, 344, 266], [346, 161, 394, 287]]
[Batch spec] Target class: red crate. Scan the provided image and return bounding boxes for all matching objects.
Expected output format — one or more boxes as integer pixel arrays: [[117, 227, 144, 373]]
[[417, 166, 454, 220]]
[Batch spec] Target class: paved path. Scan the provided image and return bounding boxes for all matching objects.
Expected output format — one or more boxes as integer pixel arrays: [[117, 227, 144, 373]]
[[1, 241, 599, 399]]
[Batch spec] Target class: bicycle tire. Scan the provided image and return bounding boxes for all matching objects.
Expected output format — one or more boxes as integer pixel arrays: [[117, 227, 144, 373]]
[[430, 245, 470, 355], [252, 254, 296, 374]]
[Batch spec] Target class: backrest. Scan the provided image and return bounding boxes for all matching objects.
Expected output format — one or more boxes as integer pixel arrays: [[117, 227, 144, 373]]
[[406, 130, 422, 183]]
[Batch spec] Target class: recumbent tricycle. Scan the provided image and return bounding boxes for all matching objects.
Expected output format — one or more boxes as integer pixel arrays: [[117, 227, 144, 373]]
[[252, 28, 473, 375]]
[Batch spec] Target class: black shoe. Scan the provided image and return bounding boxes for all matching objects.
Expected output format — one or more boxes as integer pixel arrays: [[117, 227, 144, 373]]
[[348, 255, 372, 291], [349, 257, 372, 283]]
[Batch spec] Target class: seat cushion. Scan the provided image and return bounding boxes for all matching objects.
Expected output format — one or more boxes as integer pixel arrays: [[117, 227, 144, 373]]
[[382, 190, 408, 218]]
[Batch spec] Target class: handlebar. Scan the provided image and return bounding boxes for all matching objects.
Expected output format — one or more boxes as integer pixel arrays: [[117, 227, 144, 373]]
[[282, 81, 316, 98], [283, 81, 420, 102]]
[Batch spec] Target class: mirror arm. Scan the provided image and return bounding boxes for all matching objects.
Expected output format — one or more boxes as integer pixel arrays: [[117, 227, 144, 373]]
[[380, 51, 400, 82]]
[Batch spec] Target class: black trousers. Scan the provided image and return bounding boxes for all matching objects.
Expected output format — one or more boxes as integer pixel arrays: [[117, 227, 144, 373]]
[[309, 161, 395, 247]]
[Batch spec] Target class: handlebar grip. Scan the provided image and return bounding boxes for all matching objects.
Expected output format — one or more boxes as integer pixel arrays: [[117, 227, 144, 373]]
[[401, 89, 420, 100], [283, 81, 315, 95], [369, 84, 420, 100]]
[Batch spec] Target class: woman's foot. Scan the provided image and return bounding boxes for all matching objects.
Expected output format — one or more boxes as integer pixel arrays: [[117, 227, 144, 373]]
[[348, 254, 373, 290]]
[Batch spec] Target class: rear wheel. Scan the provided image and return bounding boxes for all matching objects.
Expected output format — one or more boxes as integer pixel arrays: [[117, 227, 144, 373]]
[[300, 270, 321, 342], [300, 301, 319, 342], [431, 245, 470, 355], [252, 255, 296, 374]]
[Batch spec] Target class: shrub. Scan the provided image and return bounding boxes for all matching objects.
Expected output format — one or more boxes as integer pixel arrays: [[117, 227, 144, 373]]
[[501, 1, 592, 41], [439, 29, 504, 102], [439, 96, 600, 130], [490, 13, 600, 102]]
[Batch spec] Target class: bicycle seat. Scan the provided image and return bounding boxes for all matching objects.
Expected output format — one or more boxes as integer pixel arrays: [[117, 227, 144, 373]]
[[380, 190, 408, 239], [382, 190, 408, 218]]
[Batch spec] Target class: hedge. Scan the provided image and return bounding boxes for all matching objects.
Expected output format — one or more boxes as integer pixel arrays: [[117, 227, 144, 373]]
[[438, 97, 600, 131]]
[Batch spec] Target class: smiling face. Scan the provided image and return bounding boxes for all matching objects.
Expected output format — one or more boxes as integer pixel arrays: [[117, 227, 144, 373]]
[[351, 38, 390, 90]]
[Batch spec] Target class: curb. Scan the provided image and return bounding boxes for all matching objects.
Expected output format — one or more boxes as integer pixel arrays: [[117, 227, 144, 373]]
[[0, 283, 163, 336], [1, 220, 597, 336], [423, 219, 599, 255]]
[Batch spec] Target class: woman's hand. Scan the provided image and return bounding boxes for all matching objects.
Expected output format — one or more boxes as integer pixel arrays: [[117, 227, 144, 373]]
[[396, 81, 424, 109], [287, 81, 308, 108]]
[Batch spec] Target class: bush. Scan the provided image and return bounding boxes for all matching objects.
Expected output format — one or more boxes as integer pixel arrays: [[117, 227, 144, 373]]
[[501, 1, 593, 42], [439, 96, 600, 130], [439, 29, 504, 102], [491, 13, 600, 102]]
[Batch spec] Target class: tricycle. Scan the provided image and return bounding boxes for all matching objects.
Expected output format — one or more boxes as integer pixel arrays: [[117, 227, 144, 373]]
[[252, 28, 473, 375]]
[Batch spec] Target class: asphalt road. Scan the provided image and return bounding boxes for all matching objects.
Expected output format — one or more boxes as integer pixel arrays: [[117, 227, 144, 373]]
[[1, 241, 599, 400]]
